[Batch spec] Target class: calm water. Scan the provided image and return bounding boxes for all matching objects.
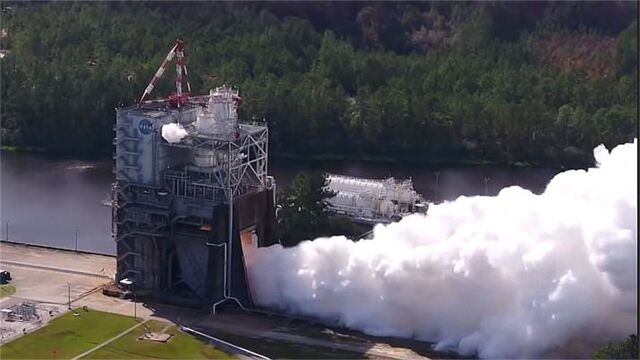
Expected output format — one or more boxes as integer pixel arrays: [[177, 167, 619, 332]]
[[1, 152, 560, 255]]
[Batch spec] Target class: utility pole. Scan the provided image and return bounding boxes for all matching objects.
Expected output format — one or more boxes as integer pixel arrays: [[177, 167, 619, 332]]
[[74, 229, 78, 252], [434, 172, 440, 203], [133, 288, 137, 321], [484, 176, 491, 196]]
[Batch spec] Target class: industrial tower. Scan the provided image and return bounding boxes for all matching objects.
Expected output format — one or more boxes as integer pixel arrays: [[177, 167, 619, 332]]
[[111, 39, 277, 311]]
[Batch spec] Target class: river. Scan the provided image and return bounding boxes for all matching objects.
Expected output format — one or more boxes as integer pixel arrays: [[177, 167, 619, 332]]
[[1, 152, 559, 255]]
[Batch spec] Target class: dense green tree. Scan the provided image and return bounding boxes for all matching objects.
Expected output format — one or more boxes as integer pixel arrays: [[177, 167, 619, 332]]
[[276, 172, 334, 246], [617, 21, 639, 76], [276, 171, 367, 246], [593, 334, 638, 360], [0, 1, 637, 165]]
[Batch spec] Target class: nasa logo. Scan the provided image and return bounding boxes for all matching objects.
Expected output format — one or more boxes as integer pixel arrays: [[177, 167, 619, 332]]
[[138, 119, 153, 135]]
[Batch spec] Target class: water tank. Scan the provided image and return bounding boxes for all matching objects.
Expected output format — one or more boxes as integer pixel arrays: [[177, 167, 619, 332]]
[[196, 111, 236, 136]]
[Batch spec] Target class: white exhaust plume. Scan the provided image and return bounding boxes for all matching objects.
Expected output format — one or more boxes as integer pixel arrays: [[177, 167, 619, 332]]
[[161, 123, 188, 143], [247, 140, 637, 358]]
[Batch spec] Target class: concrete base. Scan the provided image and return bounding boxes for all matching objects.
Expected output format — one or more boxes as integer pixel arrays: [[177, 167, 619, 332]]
[[139, 332, 172, 343]]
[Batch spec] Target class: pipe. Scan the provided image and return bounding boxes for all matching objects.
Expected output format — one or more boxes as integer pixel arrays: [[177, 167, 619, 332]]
[[208, 139, 264, 315], [212, 296, 248, 315], [205, 240, 248, 315], [204, 242, 227, 301], [211, 141, 250, 314], [267, 176, 276, 210], [228, 195, 234, 303]]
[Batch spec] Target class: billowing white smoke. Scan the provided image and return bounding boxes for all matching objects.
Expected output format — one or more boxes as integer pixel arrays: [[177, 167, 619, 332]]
[[161, 123, 188, 143], [247, 140, 637, 358]]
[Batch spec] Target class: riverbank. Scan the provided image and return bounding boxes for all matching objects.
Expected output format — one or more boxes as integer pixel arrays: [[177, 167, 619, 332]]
[[2, 145, 585, 170], [271, 151, 576, 170], [0, 239, 112, 257]]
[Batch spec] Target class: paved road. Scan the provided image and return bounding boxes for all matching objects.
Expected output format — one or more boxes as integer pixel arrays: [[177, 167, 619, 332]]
[[182, 326, 271, 360], [74, 292, 431, 360], [192, 315, 430, 360], [1, 242, 434, 360]]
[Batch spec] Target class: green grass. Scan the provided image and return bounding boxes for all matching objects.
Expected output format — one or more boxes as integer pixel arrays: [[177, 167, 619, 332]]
[[0, 284, 16, 298], [0, 145, 46, 153], [83, 320, 234, 359], [0, 310, 234, 360], [0, 309, 138, 359], [0, 145, 20, 152]]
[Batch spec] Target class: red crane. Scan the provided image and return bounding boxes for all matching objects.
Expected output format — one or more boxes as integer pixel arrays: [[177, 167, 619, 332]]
[[138, 39, 243, 110], [138, 39, 191, 108]]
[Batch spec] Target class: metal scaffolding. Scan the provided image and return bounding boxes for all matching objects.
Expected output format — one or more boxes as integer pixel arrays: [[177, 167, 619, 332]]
[[112, 39, 276, 309], [163, 122, 269, 202], [112, 85, 273, 309]]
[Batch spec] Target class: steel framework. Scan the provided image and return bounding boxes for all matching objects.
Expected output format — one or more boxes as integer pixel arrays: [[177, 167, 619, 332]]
[[112, 38, 274, 309], [163, 123, 269, 203], [112, 104, 271, 308]]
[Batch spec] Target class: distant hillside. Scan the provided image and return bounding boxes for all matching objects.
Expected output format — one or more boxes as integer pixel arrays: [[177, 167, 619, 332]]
[[0, 1, 637, 166]]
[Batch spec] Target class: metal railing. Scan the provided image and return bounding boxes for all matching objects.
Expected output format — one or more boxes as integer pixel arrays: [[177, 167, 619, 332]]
[[165, 174, 228, 203]]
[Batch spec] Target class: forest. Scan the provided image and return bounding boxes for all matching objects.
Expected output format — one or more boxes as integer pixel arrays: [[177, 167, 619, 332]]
[[0, 1, 637, 166]]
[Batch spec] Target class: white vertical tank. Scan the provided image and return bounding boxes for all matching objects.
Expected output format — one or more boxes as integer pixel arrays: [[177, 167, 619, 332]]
[[193, 86, 240, 168], [196, 87, 238, 136]]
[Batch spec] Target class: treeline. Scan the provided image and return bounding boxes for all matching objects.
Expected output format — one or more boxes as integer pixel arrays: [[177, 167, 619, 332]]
[[0, 1, 637, 165]]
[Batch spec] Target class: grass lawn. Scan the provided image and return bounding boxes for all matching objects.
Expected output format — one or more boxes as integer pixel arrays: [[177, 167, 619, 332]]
[[84, 320, 234, 359], [0, 284, 16, 298], [0, 309, 137, 359]]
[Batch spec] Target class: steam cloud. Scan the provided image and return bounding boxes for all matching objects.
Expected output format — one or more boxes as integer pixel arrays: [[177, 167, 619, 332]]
[[247, 140, 637, 358], [161, 123, 188, 143]]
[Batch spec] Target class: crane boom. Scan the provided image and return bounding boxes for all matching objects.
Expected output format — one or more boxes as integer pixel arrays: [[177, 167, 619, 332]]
[[138, 39, 192, 107], [137, 39, 243, 111]]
